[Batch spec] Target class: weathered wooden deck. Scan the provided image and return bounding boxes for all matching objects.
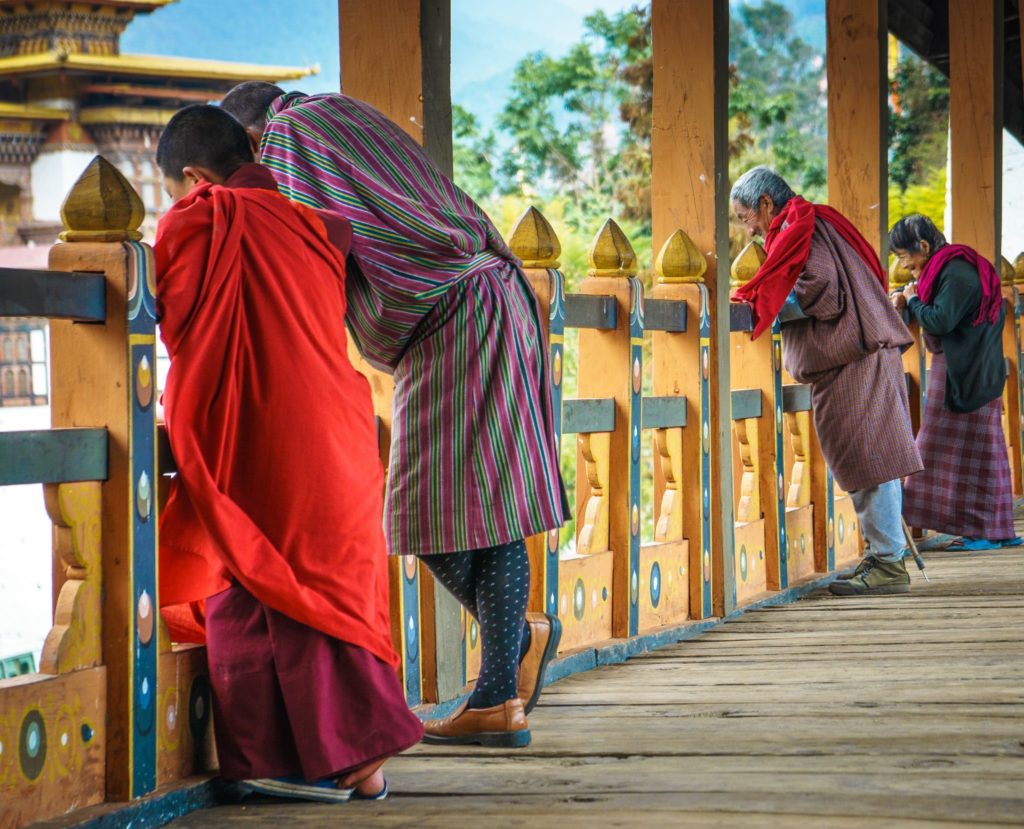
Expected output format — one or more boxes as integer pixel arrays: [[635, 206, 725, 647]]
[[170, 544, 1024, 828]]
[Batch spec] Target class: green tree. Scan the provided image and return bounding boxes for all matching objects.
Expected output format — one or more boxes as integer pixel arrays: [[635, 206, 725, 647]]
[[728, 1, 827, 196], [496, 41, 615, 212], [452, 103, 499, 202], [889, 52, 949, 192]]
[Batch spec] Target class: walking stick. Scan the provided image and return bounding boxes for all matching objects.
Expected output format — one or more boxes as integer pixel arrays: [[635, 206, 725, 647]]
[[901, 516, 930, 581]]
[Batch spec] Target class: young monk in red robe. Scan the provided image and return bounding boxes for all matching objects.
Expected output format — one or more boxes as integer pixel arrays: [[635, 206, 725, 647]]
[[154, 104, 423, 803]]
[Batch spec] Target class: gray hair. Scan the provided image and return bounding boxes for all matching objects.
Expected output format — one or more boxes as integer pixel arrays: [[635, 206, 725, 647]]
[[730, 166, 796, 211]]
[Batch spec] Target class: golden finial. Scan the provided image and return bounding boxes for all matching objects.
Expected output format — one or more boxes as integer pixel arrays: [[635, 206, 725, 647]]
[[60, 155, 144, 243], [730, 240, 766, 287], [1014, 252, 1024, 285], [507, 206, 561, 269], [889, 256, 912, 290], [588, 218, 637, 278], [655, 229, 707, 284], [1000, 256, 1015, 284]]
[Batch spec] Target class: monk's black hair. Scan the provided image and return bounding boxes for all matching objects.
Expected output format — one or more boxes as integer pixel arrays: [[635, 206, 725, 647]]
[[889, 214, 947, 254], [156, 104, 254, 181], [220, 81, 287, 130]]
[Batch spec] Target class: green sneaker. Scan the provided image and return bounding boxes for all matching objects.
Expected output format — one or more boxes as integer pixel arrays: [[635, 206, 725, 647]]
[[834, 557, 874, 580], [829, 556, 910, 596]]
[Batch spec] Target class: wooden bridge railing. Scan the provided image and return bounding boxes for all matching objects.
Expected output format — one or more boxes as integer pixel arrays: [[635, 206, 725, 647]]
[[6, 164, 1024, 827]]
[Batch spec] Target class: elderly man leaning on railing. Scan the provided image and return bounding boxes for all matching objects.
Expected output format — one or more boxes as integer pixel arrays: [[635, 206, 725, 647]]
[[730, 165, 923, 597]]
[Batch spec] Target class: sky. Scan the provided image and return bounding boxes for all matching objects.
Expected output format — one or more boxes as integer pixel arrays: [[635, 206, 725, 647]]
[[122, 1, 825, 131]]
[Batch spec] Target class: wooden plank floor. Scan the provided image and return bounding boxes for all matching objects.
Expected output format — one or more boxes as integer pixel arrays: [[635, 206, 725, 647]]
[[170, 544, 1024, 828]]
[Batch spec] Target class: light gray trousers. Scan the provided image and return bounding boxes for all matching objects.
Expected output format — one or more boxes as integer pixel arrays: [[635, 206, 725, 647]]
[[850, 479, 907, 563]]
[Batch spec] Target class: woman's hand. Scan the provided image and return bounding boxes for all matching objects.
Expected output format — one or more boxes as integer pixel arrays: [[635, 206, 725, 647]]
[[891, 292, 907, 312], [902, 281, 917, 302]]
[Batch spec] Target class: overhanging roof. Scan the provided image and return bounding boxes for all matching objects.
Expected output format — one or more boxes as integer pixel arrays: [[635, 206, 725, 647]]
[[889, 0, 1023, 145], [0, 0, 175, 9], [0, 51, 316, 84]]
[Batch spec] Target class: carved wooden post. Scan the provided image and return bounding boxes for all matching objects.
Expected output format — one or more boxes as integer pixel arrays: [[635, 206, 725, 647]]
[[508, 206, 564, 621], [577, 219, 643, 638], [998, 257, 1024, 497], [783, 401, 816, 581], [40, 483, 102, 676], [730, 242, 785, 599], [650, 230, 709, 619], [48, 156, 158, 800]]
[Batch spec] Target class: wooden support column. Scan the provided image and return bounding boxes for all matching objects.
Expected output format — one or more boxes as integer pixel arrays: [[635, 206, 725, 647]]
[[826, 0, 888, 257], [651, 0, 735, 616], [339, 0, 452, 175], [949, 0, 1012, 492], [949, 0, 1003, 262], [338, 0, 453, 704]]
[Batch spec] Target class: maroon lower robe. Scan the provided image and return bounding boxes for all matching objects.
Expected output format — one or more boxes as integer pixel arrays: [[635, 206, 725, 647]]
[[206, 582, 424, 782]]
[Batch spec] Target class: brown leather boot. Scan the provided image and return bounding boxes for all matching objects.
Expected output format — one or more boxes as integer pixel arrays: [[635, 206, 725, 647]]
[[516, 611, 561, 714], [422, 699, 531, 747]]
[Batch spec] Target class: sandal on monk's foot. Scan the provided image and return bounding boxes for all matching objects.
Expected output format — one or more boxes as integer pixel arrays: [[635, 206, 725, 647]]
[[422, 699, 531, 748], [340, 758, 386, 789], [242, 776, 353, 803], [352, 778, 389, 801]]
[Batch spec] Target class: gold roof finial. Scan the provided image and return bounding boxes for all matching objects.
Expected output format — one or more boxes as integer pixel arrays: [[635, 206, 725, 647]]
[[654, 230, 706, 284], [730, 240, 767, 288], [508, 206, 561, 269], [60, 155, 144, 242], [588, 218, 637, 278]]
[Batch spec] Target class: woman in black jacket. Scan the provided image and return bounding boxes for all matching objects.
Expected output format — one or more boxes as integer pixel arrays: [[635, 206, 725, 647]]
[[891, 214, 1019, 550]]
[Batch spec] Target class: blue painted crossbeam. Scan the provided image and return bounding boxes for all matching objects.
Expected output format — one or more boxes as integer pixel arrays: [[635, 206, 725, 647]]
[[641, 395, 688, 429], [730, 388, 762, 420], [643, 299, 687, 332], [564, 294, 617, 329], [0, 428, 108, 486], [781, 383, 812, 413], [0, 268, 105, 322], [730, 302, 755, 333], [563, 398, 616, 433]]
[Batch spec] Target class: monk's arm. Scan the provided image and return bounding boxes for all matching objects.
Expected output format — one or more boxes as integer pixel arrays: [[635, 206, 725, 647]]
[[153, 210, 213, 335], [908, 269, 980, 336]]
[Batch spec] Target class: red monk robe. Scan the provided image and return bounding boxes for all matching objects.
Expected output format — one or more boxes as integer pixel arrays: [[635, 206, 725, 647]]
[[155, 162, 422, 781]]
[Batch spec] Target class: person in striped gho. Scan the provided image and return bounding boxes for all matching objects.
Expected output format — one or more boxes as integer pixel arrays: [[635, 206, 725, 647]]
[[221, 83, 568, 747], [730, 166, 923, 596], [890, 214, 1021, 551]]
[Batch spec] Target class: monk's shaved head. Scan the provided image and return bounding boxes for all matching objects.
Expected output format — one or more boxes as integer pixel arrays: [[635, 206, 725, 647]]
[[221, 81, 287, 133], [157, 104, 253, 182]]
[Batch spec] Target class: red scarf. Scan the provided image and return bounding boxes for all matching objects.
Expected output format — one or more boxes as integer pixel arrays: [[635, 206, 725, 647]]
[[731, 195, 886, 338], [917, 243, 1002, 327], [155, 165, 398, 667]]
